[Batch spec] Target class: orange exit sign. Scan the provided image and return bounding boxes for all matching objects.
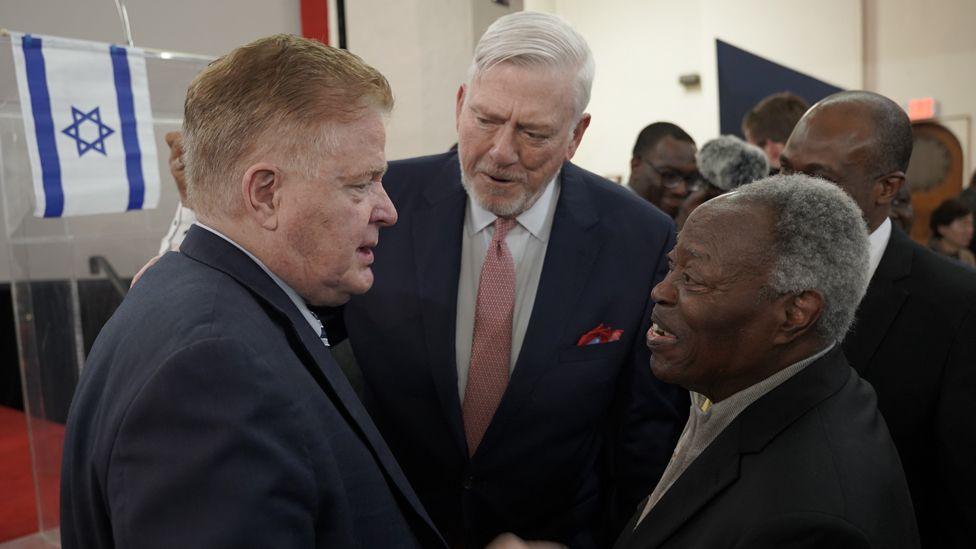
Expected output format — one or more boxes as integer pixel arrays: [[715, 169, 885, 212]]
[[907, 97, 937, 120]]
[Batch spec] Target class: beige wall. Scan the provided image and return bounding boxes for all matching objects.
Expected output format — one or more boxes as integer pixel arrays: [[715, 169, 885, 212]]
[[0, 0, 303, 281], [2, 0, 973, 281], [0, 0, 302, 56], [525, 0, 862, 181], [864, 0, 976, 185], [0, 0, 518, 281], [346, 0, 522, 160]]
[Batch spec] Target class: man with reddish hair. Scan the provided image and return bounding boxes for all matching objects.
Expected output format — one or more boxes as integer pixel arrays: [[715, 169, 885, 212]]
[[60, 34, 444, 549]]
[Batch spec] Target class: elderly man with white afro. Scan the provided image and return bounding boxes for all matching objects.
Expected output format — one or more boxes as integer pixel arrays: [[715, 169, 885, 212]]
[[731, 173, 870, 341], [613, 173, 919, 549]]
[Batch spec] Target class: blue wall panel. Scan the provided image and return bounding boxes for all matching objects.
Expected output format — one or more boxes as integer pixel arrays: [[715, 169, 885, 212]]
[[717, 39, 844, 137]]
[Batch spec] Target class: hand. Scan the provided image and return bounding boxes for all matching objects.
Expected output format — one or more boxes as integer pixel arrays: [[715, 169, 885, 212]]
[[165, 131, 188, 205], [486, 533, 567, 549], [131, 255, 161, 287]]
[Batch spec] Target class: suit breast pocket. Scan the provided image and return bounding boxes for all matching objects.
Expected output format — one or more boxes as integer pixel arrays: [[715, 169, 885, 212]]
[[530, 343, 625, 425], [557, 340, 627, 364]]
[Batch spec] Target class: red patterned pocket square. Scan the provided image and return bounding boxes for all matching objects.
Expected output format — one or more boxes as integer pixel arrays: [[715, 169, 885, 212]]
[[576, 324, 623, 346]]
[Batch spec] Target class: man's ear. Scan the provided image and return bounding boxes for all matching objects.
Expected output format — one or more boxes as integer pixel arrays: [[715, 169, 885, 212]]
[[773, 290, 824, 345], [875, 171, 905, 206], [764, 141, 784, 164], [565, 113, 591, 160], [630, 155, 642, 174], [455, 84, 467, 130], [241, 162, 282, 230]]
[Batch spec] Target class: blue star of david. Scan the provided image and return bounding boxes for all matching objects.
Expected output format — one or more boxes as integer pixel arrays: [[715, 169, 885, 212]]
[[62, 106, 114, 157]]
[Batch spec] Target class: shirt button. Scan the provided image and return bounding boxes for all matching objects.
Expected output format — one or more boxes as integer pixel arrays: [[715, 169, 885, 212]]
[[463, 476, 475, 490]]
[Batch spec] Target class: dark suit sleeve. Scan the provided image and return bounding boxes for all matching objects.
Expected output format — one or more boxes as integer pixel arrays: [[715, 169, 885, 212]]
[[107, 338, 318, 548], [934, 304, 976, 544], [608, 223, 688, 534], [734, 512, 873, 549]]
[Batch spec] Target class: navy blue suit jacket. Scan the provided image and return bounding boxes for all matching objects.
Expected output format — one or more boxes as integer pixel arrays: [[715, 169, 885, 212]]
[[343, 152, 688, 548], [60, 227, 445, 549]]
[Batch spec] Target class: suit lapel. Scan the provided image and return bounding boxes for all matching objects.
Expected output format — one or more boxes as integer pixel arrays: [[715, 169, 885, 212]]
[[612, 499, 648, 549], [624, 348, 851, 548], [844, 227, 912, 374], [481, 162, 603, 448], [180, 226, 443, 539], [623, 435, 741, 548], [411, 157, 469, 454]]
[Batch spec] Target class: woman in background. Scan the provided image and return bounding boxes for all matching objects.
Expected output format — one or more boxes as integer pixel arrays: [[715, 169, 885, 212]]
[[928, 197, 975, 268]]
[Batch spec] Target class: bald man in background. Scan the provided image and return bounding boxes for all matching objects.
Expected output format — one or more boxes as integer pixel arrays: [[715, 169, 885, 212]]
[[781, 90, 976, 547]]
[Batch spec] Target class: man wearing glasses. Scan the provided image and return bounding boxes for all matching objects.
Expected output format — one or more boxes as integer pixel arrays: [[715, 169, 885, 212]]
[[627, 122, 700, 218]]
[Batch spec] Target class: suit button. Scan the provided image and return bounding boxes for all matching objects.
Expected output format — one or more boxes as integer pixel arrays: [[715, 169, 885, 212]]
[[463, 476, 474, 490]]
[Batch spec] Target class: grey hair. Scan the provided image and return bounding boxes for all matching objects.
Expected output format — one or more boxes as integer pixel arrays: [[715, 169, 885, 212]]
[[468, 11, 595, 119], [697, 135, 769, 191], [729, 174, 871, 342]]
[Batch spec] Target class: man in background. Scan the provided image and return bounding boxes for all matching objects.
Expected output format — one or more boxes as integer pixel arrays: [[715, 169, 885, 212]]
[[343, 12, 687, 548], [61, 35, 443, 549], [781, 90, 976, 547], [626, 122, 699, 218], [742, 92, 809, 174], [157, 131, 195, 254]]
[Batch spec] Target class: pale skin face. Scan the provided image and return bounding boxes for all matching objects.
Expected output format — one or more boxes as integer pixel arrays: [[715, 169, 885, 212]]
[[233, 109, 397, 306], [744, 129, 784, 171], [455, 63, 591, 218]]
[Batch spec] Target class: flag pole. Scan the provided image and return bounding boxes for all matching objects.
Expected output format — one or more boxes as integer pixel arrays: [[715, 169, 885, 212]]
[[0, 29, 213, 63], [112, 0, 135, 47]]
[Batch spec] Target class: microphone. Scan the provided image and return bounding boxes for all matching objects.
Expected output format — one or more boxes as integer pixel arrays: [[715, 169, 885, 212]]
[[697, 135, 769, 191]]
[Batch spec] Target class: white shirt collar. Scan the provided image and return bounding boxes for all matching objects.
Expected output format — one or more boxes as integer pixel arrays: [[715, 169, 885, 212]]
[[194, 222, 328, 345], [867, 217, 892, 281], [467, 172, 560, 240]]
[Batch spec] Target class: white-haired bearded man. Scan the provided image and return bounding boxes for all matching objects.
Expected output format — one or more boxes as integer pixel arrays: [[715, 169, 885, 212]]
[[342, 11, 687, 549]]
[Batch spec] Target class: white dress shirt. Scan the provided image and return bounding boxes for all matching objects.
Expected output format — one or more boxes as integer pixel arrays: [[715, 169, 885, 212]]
[[195, 223, 329, 347], [868, 217, 892, 281], [455, 175, 560, 401], [159, 203, 197, 255]]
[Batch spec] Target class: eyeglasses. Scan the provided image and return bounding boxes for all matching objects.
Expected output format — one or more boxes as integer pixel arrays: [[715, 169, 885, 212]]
[[642, 159, 703, 192]]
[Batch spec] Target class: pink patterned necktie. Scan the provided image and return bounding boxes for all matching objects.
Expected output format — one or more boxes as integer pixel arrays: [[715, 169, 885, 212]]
[[462, 217, 517, 457]]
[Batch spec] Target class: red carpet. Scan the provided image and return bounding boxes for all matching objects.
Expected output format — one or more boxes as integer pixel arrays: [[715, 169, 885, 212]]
[[0, 406, 64, 542]]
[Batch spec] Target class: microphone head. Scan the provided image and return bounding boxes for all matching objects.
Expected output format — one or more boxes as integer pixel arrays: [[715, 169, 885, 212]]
[[697, 135, 769, 191]]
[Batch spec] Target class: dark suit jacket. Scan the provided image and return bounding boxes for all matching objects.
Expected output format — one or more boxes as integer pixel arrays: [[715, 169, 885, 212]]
[[843, 226, 976, 547], [343, 152, 688, 548], [60, 227, 445, 549], [613, 347, 919, 549]]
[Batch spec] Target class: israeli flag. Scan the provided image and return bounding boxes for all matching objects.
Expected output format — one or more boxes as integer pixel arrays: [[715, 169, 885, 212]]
[[11, 32, 160, 218]]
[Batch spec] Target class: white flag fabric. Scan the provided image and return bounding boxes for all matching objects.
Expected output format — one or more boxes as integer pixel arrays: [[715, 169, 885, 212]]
[[11, 32, 160, 218]]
